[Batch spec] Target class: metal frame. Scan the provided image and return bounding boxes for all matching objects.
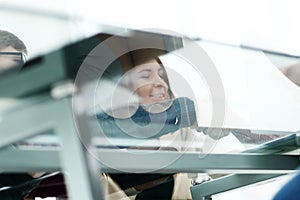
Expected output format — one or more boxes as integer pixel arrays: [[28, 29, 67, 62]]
[[0, 148, 299, 173], [1, 96, 300, 199], [96, 150, 300, 173], [189, 137, 300, 199], [190, 174, 287, 200], [0, 97, 102, 200]]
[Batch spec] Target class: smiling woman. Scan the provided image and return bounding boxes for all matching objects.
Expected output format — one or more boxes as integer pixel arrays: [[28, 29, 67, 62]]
[[101, 49, 203, 200], [127, 58, 173, 105]]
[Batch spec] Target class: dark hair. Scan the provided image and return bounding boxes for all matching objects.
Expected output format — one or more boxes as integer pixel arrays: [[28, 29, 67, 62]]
[[0, 30, 27, 54], [154, 57, 175, 99]]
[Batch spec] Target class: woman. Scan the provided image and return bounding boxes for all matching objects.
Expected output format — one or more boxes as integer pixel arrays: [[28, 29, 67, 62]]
[[102, 51, 205, 200], [99, 47, 246, 200]]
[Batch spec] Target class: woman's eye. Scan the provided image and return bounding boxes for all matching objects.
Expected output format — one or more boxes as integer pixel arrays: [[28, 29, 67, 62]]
[[140, 74, 150, 79]]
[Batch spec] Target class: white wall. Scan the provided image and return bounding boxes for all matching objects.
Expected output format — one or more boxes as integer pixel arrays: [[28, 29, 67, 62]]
[[1, 0, 300, 58], [0, 0, 102, 58]]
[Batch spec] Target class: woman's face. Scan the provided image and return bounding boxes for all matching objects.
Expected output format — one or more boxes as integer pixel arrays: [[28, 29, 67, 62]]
[[129, 59, 169, 104]]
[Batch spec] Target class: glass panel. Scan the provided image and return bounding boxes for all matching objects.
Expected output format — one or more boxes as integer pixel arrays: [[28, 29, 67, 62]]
[[1, 3, 300, 199], [1, 26, 299, 200], [1, 29, 298, 155], [82, 32, 300, 154]]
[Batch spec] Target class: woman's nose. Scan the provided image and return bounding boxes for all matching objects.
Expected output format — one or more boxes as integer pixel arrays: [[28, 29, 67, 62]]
[[152, 75, 167, 87]]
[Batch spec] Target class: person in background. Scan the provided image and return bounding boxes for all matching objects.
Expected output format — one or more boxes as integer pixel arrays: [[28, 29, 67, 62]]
[[0, 30, 27, 73], [0, 29, 38, 200], [0, 30, 68, 200]]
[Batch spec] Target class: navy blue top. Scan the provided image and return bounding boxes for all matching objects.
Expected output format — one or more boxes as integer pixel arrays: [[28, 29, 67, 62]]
[[273, 169, 300, 200]]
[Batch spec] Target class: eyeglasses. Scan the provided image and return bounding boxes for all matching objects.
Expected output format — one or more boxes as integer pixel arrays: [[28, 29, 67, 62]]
[[0, 52, 26, 65]]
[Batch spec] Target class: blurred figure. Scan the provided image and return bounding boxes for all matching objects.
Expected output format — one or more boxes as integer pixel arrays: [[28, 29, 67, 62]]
[[0, 30, 27, 73], [280, 62, 300, 87], [0, 30, 39, 200]]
